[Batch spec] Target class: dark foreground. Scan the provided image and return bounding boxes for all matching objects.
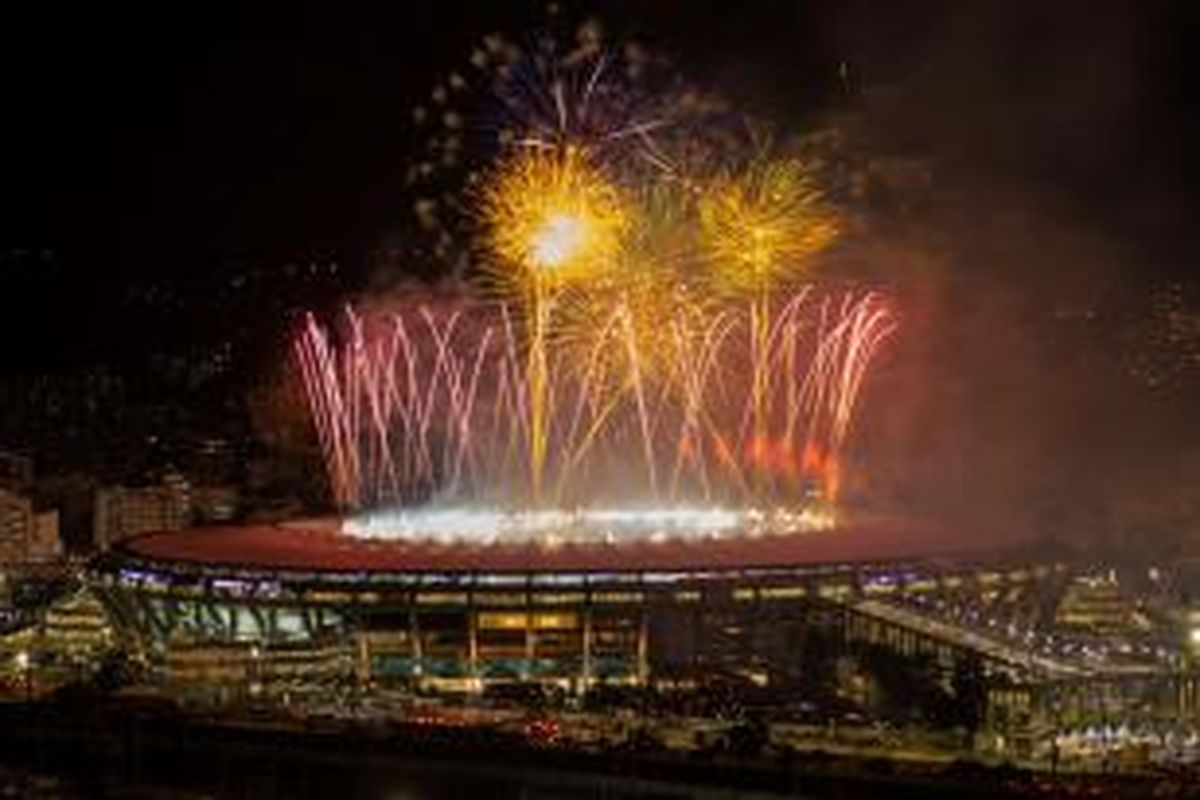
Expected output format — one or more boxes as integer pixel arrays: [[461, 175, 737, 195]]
[[0, 700, 1190, 800]]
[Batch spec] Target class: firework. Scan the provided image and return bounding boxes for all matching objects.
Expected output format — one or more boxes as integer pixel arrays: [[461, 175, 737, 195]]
[[699, 156, 840, 295], [403, 14, 741, 271], [476, 143, 630, 502], [479, 145, 628, 292], [550, 180, 703, 380], [296, 16, 896, 541], [695, 155, 841, 498], [295, 290, 894, 518]]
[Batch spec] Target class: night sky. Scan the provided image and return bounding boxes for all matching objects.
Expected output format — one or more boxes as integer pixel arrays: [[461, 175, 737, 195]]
[[3, 2, 1194, 349], [2, 1, 1199, 539]]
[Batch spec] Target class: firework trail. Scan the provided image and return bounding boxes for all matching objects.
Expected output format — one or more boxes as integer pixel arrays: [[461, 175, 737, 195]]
[[295, 290, 893, 513]]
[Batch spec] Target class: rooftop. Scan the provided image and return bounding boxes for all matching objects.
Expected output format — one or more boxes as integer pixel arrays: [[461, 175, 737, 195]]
[[119, 515, 1012, 575]]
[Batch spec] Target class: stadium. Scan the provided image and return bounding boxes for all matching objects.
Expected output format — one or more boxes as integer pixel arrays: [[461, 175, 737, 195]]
[[87, 517, 1026, 692]]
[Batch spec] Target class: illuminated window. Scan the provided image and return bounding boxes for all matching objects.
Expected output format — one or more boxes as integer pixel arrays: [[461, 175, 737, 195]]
[[759, 586, 806, 600], [478, 612, 528, 630], [531, 612, 578, 630], [532, 592, 586, 606], [416, 592, 469, 606], [591, 592, 643, 604], [473, 592, 526, 607]]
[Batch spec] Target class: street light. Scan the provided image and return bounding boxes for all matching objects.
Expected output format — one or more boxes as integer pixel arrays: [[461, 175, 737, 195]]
[[14, 650, 30, 702], [247, 644, 264, 698]]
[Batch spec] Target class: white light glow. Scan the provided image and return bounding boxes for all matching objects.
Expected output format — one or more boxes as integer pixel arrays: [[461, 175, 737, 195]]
[[530, 213, 586, 268], [342, 505, 836, 546]]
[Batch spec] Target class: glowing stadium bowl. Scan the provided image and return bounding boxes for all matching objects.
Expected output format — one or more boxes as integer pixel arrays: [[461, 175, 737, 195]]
[[340, 504, 836, 547]]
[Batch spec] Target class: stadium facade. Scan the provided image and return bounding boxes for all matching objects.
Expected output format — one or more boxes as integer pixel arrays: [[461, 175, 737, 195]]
[[87, 518, 1030, 690]]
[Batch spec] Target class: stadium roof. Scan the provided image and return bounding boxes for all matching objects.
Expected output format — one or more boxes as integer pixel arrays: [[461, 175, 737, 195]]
[[120, 516, 1013, 574]]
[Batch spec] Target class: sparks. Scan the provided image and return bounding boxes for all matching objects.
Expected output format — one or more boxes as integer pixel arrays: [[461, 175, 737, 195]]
[[294, 291, 893, 514], [480, 146, 628, 292], [699, 156, 840, 294]]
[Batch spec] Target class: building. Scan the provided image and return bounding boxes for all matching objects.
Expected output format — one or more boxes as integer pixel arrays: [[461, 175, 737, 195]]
[[38, 588, 114, 657], [0, 588, 116, 696], [191, 486, 239, 524], [1054, 572, 1147, 637], [0, 490, 33, 564], [93, 475, 190, 550], [0, 488, 61, 564], [29, 510, 61, 561]]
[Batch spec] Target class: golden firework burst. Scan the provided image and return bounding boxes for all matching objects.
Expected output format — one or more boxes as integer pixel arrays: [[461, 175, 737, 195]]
[[698, 157, 840, 294], [479, 146, 629, 295]]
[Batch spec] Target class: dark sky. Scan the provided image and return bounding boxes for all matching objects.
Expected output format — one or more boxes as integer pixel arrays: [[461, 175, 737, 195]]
[[1, 1, 1196, 352], [0, 6, 1191, 240]]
